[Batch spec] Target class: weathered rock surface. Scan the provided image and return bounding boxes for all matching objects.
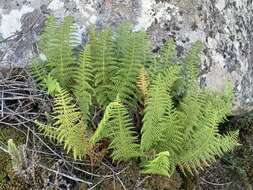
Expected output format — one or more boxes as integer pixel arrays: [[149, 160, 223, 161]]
[[0, 0, 252, 115]]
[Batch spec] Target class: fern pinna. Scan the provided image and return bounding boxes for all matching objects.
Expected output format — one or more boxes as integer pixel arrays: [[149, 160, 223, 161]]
[[30, 16, 239, 177]]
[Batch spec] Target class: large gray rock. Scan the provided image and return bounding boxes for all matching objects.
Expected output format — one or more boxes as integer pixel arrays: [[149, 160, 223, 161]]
[[0, 0, 252, 115]]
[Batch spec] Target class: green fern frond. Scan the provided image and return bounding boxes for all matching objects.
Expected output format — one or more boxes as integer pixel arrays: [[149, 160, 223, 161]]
[[39, 16, 57, 61], [114, 21, 133, 59], [93, 28, 116, 107], [159, 39, 177, 65], [90, 102, 113, 144], [113, 31, 149, 105], [141, 151, 173, 177], [36, 121, 58, 141], [28, 59, 48, 89], [108, 101, 141, 161], [37, 88, 89, 160], [149, 39, 177, 79], [178, 128, 239, 174], [43, 74, 61, 95], [48, 16, 77, 89], [91, 100, 141, 161], [183, 41, 203, 86], [73, 44, 94, 121], [141, 66, 180, 152]]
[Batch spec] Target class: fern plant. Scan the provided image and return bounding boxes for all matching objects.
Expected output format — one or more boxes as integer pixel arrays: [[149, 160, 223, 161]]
[[30, 16, 239, 177], [36, 87, 89, 160]]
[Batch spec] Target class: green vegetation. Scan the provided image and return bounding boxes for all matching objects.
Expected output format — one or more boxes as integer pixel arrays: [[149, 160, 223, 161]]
[[30, 16, 239, 177]]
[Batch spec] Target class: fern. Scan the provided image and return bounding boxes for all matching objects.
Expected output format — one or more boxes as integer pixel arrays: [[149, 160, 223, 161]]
[[93, 28, 116, 107], [90, 99, 141, 161], [141, 151, 173, 177], [137, 66, 149, 102], [108, 100, 141, 161], [46, 17, 77, 88], [149, 39, 177, 79], [28, 59, 48, 89], [113, 31, 150, 105], [39, 16, 57, 62], [37, 88, 89, 160], [141, 65, 180, 152], [73, 44, 94, 122], [31, 17, 239, 178]]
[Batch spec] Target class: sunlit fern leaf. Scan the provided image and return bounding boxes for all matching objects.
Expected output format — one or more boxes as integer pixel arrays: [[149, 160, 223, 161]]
[[89, 102, 113, 144], [43, 74, 61, 95], [36, 121, 58, 141], [59, 119, 90, 160], [141, 151, 173, 177], [73, 44, 94, 122], [94, 28, 116, 107], [37, 88, 89, 160]]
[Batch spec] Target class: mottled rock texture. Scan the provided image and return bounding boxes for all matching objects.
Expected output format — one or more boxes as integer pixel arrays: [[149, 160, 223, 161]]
[[0, 0, 252, 115]]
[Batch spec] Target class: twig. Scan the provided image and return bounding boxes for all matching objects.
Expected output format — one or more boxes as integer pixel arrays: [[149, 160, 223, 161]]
[[200, 177, 232, 186], [37, 163, 93, 185]]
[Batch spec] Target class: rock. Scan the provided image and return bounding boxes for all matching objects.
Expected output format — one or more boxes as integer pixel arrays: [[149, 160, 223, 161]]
[[0, 0, 252, 115]]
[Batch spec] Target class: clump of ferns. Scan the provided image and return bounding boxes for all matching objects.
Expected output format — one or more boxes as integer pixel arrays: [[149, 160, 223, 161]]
[[30, 16, 239, 177]]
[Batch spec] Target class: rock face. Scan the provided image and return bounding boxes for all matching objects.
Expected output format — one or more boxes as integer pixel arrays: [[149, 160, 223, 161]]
[[0, 0, 252, 115]]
